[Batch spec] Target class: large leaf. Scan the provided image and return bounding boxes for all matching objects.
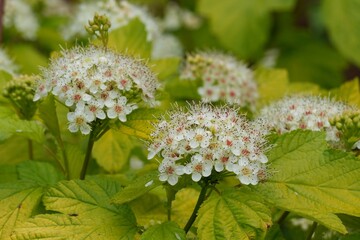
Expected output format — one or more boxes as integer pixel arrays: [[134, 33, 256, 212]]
[[12, 179, 138, 239], [141, 221, 186, 240], [111, 171, 162, 204], [255, 130, 360, 234], [171, 188, 198, 228], [197, 0, 271, 59], [0, 117, 45, 143], [322, 0, 360, 66], [114, 108, 161, 140], [330, 78, 360, 108], [0, 182, 43, 240], [196, 188, 272, 240], [64, 144, 85, 180], [150, 58, 180, 81], [93, 130, 134, 173], [165, 77, 201, 101], [105, 18, 152, 58], [16, 161, 64, 186], [38, 95, 61, 141], [255, 68, 289, 108]]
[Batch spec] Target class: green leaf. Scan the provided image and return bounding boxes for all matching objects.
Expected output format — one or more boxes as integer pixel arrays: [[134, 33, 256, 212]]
[[255, 130, 360, 234], [7, 44, 47, 74], [322, 0, 360, 66], [276, 30, 346, 88], [0, 117, 45, 143], [16, 161, 64, 186], [65, 144, 85, 180], [255, 68, 289, 108], [114, 108, 161, 140], [93, 130, 134, 173], [197, 0, 271, 59], [150, 58, 180, 81], [12, 179, 137, 239], [0, 165, 18, 184], [141, 221, 186, 240], [171, 188, 198, 228], [111, 171, 162, 204], [105, 18, 152, 58], [196, 188, 272, 240], [264, 0, 296, 10], [0, 182, 43, 240]]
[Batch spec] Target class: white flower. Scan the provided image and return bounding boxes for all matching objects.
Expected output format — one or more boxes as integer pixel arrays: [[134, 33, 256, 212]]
[[158, 159, 185, 186], [67, 110, 94, 135], [148, 103, 270, 185], [180, 51, 258, 110], [258, 95, 353, 142], [184, 154, 212, 182], [34, 45, 159, 135]]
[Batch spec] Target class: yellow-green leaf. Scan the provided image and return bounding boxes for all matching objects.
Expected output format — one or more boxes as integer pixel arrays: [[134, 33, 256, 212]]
[[330, 78, 360, 108], [196, 188, 272, 240], [93, 130, 134, 173], [0, 117, 45, 143], [255, 130, 360, 234], [141, 221, 186, 240]]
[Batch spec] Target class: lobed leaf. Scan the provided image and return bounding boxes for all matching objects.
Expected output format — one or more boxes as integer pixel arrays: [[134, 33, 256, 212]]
[[141, 221, 186, 240], [0, 117, 45, 143], [196, 188, 272, 240], [255, 130, 360, 234], [12, 179, 137, 239]]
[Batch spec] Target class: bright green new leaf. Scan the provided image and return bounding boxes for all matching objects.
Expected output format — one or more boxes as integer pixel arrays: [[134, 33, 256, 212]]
[[114, 108, 161, 140], [197, 0, 271, 59], [141, 221, 186, 240], [0, 117, 45, 143], [196, 188, 272, 240], [12, 179, 137, 239], [0, 182, 43, 240], [255, 68, 289, 108], [16, 161, 64, 186], [93, 130, 134, 173], [150, 58, 180, 81], [255, 130, 360, 234], [111, 171, 162, 204], [105, 18, 152, 58], [322, 0, 360, 66]]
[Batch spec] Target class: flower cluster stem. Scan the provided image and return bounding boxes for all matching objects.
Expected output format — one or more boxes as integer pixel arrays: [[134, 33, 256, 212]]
[[306, 221, 318, 240], [277, 211, 290, 225], [184, 183, 209, 233], [80, 131, 96, 180]]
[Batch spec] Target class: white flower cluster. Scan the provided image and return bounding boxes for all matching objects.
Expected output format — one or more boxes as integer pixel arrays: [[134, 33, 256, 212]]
[[162, 2, 202, 31], [34, 45, 159, 135], [180, 52, 258, 110], [63, 0, 160, 41], [0, 48, 18, 75], [4, 0, 39, 40], [148, 104, 269, 186], [258, 96, 353, 142]]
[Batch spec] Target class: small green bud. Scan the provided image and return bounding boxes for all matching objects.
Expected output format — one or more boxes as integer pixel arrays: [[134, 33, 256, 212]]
[[336, 122, 342, 130], [91, 25, 99, 31]]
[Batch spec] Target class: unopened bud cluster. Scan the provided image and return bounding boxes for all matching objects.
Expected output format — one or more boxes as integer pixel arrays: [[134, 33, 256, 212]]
[[85, 13, 111, 47], [180, 51, 258, 110], [148, 104, 269, 186], [33, 45, 159, 135], [258, 96, 353, 142], [3, 75, 38, 120], [330, 111, 360, 150]]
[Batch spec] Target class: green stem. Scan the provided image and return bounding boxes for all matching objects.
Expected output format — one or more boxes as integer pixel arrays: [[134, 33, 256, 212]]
[[58, 138, 70, 180], [184, 183, 209, 233], [80, 131, 95, 180], [28, 139, 33, 160], [277, 211, 290, 225], [306, 221, 318, 240]]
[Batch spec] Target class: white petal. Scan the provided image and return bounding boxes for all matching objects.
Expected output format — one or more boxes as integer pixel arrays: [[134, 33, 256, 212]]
[[68, 123, 79, 133], [159, 174, 168, 182], [192, 172, 202, 182], [168, 175, 179, 186], [107, 109, 117, 119], [96, 111, 106, 119], [80, 124, 91, 135], [215, 162, 224, 172], [119, 114, 127, 122]]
